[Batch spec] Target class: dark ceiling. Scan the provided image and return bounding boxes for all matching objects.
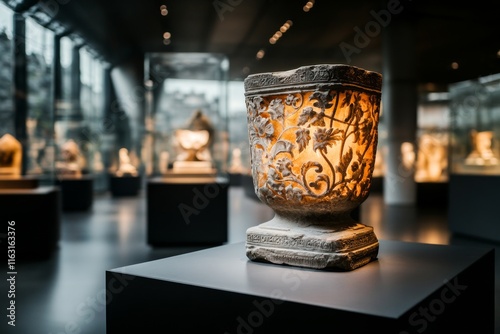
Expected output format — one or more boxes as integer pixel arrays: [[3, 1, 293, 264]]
[[6, 0, 500, 86]]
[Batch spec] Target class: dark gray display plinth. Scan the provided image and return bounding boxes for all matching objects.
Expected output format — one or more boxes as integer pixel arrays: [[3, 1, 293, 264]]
[[106, 240, 494, 334], [449, 174, 500, 242], [0, 186, 61, 260], [56, 175, 93, 211], [146, 176, 228, 246], [109, 174, 141, 197]]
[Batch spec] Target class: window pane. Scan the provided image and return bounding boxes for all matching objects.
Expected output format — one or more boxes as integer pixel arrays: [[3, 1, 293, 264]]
[[25, 17, 54, 175], [0, 2, 14, 135]]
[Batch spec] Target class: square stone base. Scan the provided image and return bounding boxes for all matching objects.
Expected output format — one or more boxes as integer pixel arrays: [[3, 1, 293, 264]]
[[246, 222, 379, 270]]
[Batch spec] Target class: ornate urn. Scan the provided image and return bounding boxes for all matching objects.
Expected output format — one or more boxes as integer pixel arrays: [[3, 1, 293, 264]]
[[244, 64, 382, 270]]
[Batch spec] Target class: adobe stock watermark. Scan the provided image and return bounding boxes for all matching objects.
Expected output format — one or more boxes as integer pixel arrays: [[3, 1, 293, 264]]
[[178, 181, 229, 224], [399, 277, 467, 334], [213, 0, 245, 21], [47, 273, 135, 334], [339, 0, 409, 63], [224, 269, 310, 334]]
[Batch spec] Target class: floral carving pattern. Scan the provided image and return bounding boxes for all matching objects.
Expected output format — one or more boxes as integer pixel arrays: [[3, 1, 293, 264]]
[[246, 88, 381, 206]]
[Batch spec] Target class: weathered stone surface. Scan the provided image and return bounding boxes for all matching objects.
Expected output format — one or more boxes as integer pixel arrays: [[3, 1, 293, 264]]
[[246, 215, 379, 270]]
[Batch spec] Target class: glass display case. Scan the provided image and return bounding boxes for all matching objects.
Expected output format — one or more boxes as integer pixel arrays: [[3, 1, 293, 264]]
[[25, 16, 56, 182], [144, 52, 229, 179], [54, 40, 106, 209], [415, 91, 450, 183], [449, 73, 500, 175], [448, 73, 500, 242], [0, 2, 14, 137], [144, 52, 230, 246], [55, 42, 107, 183], [0, 14, 57, 187]]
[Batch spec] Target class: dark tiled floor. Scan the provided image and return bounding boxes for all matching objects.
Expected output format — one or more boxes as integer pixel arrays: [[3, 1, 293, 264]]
[[1, 185, 498, 334]]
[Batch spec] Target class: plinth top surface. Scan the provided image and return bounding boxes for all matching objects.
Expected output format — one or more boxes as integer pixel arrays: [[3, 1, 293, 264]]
[[109, 240, 492, 319]]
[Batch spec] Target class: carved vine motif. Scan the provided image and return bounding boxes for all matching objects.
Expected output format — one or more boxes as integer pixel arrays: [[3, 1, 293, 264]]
[[246, 88, 380, 204]]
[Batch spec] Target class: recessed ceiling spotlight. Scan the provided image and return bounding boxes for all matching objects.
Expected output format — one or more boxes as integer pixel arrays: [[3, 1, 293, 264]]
[[269, 20, 292, 44], [451, 62, 459, 70], [256, 49, 265, 59], [303, 0, 314, 12], [163, 39, 171, 45], [160, 5, 168, 16], [163, 32, 171, 39]]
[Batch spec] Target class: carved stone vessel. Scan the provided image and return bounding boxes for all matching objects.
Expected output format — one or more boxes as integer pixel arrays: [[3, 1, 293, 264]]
[[244, 64, 382, 270]]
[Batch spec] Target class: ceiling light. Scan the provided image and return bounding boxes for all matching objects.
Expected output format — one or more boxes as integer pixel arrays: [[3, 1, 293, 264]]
[[163, 32, 171, 39], [256, 49, 265, 59], [451, 62, 459, 70], [163, 39, 171, 45], [160, 5, 168, 16], [268, 20, 292, 45], [303, 0, 314, 12]]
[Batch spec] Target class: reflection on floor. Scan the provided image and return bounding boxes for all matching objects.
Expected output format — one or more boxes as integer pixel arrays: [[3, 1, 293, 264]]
[[1, 186, 498, 334]]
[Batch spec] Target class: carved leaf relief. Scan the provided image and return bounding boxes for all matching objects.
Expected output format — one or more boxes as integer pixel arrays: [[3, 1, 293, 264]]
[[246, 88, 380, 203]]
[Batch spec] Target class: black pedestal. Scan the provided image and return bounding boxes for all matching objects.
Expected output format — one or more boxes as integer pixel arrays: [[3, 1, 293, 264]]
[[229, 172, 242, 186], [56, 175, 93, 211], [370, 176, 383, 193], [449, 174, 500, 242], [0, 186, 61, 260], [0, 176, 40, 189], [416, 181, 448, 207], [109, 174, 141, 197], [106, 240, 494, 334], [146, 176, 228, 246], [242, 173, 260, 202]]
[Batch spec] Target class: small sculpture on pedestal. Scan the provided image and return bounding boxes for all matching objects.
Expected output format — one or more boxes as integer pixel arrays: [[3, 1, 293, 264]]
[[174, 129, 211, 162], [172, 110, 216, 175], [115, 148, 138, 177], [401, 142, 416, 171], [159, 151, 170, 174], [229, 148, 245, 174], [465, 130, 499, 166], [0, 133, 22, 177], [56, 139, 83, 178], [415, 133, 448, 182]]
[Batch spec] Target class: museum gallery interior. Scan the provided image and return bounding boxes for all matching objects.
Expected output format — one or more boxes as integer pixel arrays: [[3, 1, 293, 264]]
[[0, 0, 499, 333]]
